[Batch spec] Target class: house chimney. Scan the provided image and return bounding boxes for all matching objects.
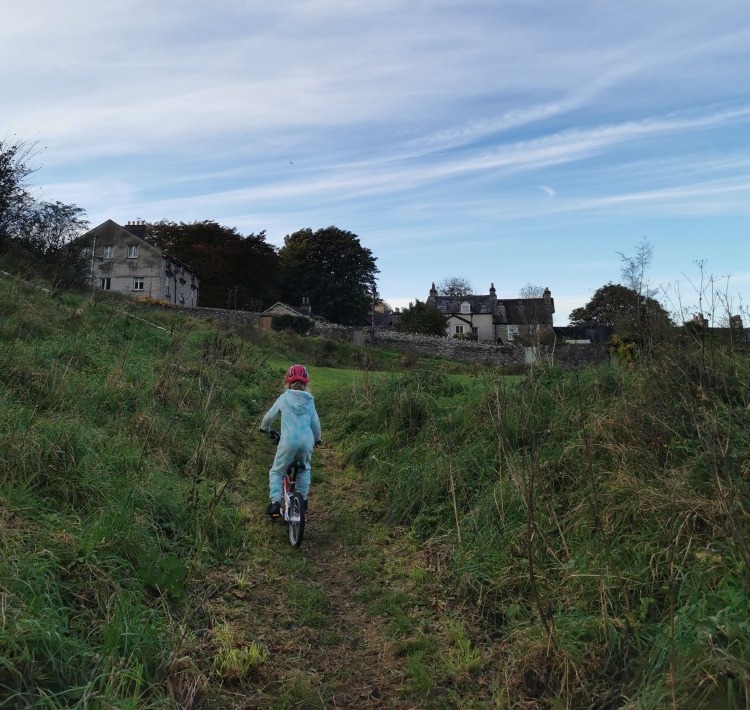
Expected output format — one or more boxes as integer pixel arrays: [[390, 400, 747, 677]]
[[427, 282, 437, 305], [125, 219, 147, 239], [299, 296, 311, 316], [543, 287, 554, 316]]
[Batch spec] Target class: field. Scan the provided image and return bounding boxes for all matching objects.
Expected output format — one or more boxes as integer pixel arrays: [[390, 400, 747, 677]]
[[1, 268, 748, 708]]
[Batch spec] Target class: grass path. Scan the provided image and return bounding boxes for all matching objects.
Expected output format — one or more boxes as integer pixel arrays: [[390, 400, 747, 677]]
[[195, 442, 496, 708]]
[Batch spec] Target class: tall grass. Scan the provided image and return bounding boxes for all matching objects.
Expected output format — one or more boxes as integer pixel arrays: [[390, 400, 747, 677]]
[[330, 335, 750, 707], [0, 274, 277, 706]]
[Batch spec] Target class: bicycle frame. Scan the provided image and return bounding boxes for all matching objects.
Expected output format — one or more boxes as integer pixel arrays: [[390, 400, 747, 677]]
[[265, 430, 306, 547], [282, 461, 304, 524]]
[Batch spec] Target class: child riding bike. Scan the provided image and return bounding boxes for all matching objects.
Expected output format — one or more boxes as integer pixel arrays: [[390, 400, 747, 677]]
[[259, 364, 321, 519]]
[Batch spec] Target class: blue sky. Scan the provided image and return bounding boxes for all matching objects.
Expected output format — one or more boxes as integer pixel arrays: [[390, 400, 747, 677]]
[[3, 0, 749, 324]]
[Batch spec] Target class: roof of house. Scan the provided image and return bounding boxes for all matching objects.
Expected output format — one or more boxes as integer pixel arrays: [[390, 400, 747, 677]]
[[261, 302, 307, 317], [435, 295, 496, 314], [434, 294, 555, 324], [78, 220, 199, 276]]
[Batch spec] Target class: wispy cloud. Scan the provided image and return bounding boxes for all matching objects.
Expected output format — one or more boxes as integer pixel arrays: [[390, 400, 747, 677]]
[[5, 0, 750, 318]]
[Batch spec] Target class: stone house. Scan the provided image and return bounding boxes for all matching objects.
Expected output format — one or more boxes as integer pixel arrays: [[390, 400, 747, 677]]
[[78, 220, 199, 306], [426, 282, 555, 343]]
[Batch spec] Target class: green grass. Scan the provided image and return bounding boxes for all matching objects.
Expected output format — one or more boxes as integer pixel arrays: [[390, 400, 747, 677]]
[[328, 345, 750, 707], [4, 261, 747, 708], [0, 274, 280, 705]]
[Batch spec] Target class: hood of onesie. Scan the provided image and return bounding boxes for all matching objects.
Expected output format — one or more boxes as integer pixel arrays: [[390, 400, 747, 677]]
[[285, 389, 314, 416]]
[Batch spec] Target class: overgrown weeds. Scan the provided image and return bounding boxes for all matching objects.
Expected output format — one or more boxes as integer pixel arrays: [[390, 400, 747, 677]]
[[330, 335, 750, 707], [0, 272, 278, 705]]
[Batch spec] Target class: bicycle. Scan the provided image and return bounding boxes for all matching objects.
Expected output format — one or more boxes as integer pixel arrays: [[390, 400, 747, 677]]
[[264, 430, 306, 548]]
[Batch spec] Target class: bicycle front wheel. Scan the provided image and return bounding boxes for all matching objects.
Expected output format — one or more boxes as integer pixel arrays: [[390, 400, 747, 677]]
[[286, 492, 305, 548]]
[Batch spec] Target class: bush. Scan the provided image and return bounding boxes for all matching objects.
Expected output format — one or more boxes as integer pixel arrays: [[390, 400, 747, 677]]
[[271, 314, 313, 335]]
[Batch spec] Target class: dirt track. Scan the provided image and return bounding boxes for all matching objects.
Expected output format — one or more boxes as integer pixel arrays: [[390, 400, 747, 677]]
[[196, 448, 445, 709]]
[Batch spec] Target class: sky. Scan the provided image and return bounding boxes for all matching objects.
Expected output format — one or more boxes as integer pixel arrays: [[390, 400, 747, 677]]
[[3, 0, 749, 325]]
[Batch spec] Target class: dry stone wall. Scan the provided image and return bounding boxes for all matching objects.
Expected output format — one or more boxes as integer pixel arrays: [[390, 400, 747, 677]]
[[367, 329, 610, 368], [164, 305, 610, 368], [368, 329, 527, 365], [164, 305, 261, 327]]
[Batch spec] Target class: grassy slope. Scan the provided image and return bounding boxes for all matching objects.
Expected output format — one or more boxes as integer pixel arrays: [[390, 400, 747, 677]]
[[2, 268, 748, 708], [329, 351, 750, 707], [0, 273, 492, 708], [0, 276, 283, 706]]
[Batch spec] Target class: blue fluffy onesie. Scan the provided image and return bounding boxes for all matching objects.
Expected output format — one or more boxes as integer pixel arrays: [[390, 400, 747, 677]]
[[261, 389, 321, 502]]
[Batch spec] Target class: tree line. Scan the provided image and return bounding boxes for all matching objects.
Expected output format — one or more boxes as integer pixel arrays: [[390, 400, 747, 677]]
[[0, 137, 378, 325], [0, 136, 678, 335], [144, 222, 377, 325]]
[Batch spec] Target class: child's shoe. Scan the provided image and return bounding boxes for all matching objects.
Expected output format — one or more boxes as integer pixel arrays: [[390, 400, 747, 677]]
[[267, 501, 281, 519]]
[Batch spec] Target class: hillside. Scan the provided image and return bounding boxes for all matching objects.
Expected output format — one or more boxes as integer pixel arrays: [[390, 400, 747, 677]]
[[1, 269, 749, 708]]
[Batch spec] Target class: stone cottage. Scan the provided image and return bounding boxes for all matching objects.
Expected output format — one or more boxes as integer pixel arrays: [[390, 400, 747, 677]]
[[426, 282, 555, 343], [78, 220, 199, 306]]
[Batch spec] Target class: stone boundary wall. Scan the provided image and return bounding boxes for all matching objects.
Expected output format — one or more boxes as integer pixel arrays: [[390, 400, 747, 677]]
[[158, 305, 261, 327], [159, 304, 610, 368], [367, 328, 611, 368], [309, 321, 356, 341], [367, 328, 526, 365]]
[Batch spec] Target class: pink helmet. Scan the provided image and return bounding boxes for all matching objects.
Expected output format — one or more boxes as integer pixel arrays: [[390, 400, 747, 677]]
[[285, 364, 310, 384]]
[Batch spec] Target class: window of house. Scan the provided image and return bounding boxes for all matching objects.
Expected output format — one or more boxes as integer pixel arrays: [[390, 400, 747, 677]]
[[455, 325, 465, 335], [507, 325, 518, 341], [472, 327, 479, 335], [99, 277, 111, 290], [133, 278, 144, 291], [179, 289, 185, 304], [127, 245, 139, 259], [101, 245, 114, 259], [461, 302, 471, 314]]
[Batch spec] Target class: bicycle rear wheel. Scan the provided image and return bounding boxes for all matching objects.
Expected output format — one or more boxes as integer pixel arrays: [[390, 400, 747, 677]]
[[286, 492, 305, 547]]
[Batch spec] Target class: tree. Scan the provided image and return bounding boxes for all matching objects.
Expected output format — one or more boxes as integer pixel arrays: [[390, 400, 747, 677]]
[[437, 276, 472, 297], [517, 283, 554, 347], [569, 282, 672, 339], [519, 283, 546, 299], [16, 201, 89, 258], [22, 201, 90, 288], [278, 226, 378, 325], [147, 220, 279, 309], [618, 238, 657, 300], [1, 139, 89, 288], [399, 300, 447, 336], [0, 138, 37, 245]]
